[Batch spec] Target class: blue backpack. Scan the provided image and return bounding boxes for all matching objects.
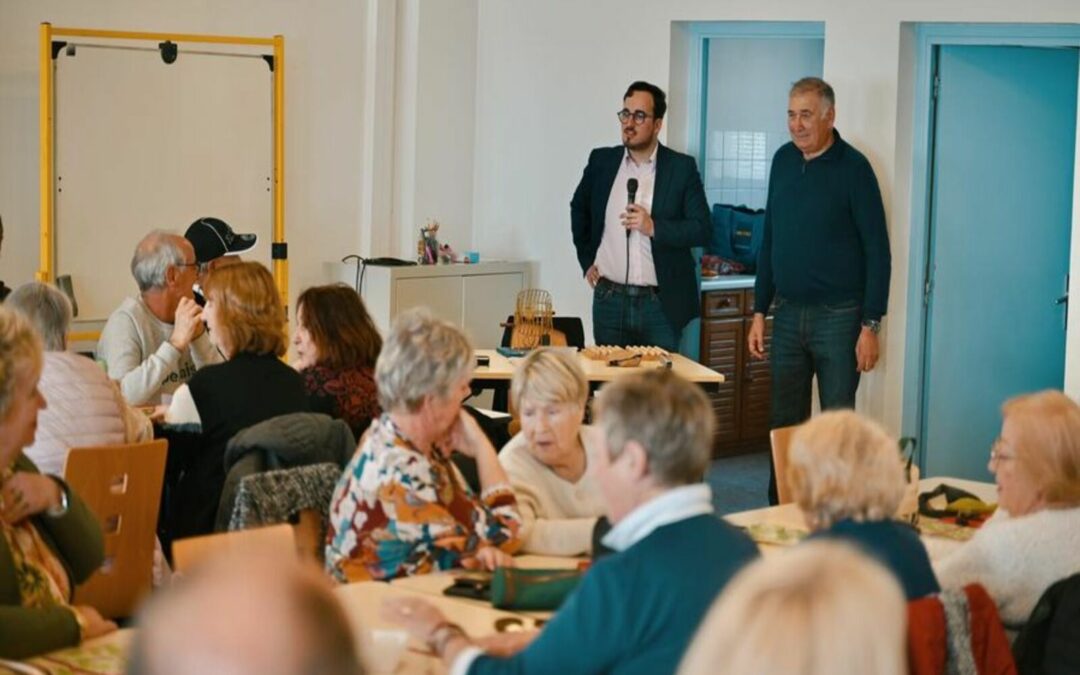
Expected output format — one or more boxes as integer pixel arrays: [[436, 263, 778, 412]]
[[708, 203, 765, 272]]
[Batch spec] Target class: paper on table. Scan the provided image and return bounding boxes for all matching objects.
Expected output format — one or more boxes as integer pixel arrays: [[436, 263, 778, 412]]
[[742, 522, 808, 546]]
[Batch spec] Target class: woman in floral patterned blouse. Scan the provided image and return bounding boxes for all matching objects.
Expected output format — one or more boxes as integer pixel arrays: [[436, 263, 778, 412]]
[[0, 307, 116, 658], [293, 284, 383, 439], [326, 309, 521, 582]]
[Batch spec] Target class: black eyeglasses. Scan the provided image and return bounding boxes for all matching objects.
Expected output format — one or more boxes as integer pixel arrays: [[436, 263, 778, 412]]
[[175, 261, 199, 269], [617, 109, 654, 125]]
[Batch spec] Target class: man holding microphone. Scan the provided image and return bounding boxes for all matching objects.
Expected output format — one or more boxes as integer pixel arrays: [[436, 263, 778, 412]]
[[570, 81, 711, 352]]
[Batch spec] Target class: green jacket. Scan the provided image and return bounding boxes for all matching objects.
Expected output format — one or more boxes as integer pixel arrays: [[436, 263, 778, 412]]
[[0, 454, 105, 659]]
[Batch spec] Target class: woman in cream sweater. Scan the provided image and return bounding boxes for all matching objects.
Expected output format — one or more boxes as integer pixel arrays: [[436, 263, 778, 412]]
[[934, 390, 1080, 630], [499, 348, 606, 556]]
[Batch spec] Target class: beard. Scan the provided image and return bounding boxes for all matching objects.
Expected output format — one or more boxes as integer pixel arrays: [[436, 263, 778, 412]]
[[622, 128, 654, 153]]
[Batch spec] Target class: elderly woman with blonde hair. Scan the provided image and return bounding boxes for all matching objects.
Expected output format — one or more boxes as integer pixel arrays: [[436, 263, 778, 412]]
[[0, 307, 117, 658], [498, 348, 606, 556], [788, 410, 939, 599], [935, 390, 1080, 629], [679, 541, 907, 675], [325, 309, 520, 582]]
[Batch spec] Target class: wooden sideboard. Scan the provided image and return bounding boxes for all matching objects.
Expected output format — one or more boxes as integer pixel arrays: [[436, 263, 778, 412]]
[[699, 288, 772, 457]]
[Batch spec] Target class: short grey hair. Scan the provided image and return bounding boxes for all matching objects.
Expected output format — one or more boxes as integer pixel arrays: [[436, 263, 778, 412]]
[[790, 76, 835, 114], [131, 230, 186, 292], [6, 282, 73, 351], [593, 369, 714, 487], [375, 308, 473, 412]]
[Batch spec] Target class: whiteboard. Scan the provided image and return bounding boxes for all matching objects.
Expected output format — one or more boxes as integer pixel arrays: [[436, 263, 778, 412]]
[[53, 44, 274, 321]]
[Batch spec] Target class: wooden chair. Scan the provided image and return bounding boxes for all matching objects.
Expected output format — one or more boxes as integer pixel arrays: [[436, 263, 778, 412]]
[[171, 523, 297, 574], [769, 425, 799, 505], [293, 509, 325, 564], [64, 439, 168, 619]]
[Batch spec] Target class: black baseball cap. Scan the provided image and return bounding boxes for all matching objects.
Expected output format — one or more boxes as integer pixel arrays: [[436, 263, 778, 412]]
[[185, 217, 257, 264]]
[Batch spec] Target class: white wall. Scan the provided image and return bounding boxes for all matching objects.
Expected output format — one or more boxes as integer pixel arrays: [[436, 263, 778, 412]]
[[0, 0, 370, 316], [393, 0, 478, 258], [6, 0, 1080, 434], [470, 0, 1080, 433]]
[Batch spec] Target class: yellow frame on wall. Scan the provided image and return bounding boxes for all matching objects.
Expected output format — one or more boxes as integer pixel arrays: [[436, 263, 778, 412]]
[[37, 24, 288, 329]]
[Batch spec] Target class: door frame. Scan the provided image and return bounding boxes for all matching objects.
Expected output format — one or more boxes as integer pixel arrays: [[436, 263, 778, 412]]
[[901, 23, 1080, 472]]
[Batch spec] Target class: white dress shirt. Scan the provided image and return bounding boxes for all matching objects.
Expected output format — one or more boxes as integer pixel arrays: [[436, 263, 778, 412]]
[[594, 146, 658, 287]]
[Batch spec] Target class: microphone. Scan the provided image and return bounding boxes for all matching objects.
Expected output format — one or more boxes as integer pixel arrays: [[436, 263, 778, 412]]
[[626, 178, 638, 240]]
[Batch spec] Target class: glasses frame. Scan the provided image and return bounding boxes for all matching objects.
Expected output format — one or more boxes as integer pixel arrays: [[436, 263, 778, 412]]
[[989, 437, 1017, 464], [617, 109, 654, 125]]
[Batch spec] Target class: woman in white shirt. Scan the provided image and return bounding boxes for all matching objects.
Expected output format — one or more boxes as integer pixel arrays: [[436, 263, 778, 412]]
[[934, 390, 1080, 629], [499, 348, 606, 556]]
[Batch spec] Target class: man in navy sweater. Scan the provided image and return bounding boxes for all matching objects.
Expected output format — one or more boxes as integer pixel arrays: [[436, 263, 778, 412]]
[[748, 77, 891, 504], [383, 369, 759, 675]]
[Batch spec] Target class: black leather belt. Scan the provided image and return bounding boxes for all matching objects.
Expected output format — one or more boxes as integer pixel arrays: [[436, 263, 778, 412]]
[[597, 277, 658, 296]]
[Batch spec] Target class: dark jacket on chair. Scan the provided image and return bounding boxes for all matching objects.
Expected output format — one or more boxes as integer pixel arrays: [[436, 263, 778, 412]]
[[161, 353, 309, 547], [215, 412, 355, 531], [1013, 572, 1080, 675]]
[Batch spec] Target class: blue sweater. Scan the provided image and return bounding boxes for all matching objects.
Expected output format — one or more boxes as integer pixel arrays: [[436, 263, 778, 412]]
[[753, 129, 891, 321], [469, 514, 759, 675], [811, 518, 940, 599]]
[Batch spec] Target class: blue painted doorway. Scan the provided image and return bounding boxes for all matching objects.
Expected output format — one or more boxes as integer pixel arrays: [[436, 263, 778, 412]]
[[920, 45, 1077, 479]]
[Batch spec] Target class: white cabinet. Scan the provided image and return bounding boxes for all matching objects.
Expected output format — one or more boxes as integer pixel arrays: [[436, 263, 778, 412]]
[[341, 261, 531, 349]]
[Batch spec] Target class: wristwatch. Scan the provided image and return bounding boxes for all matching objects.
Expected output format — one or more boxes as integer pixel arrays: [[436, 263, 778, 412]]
[[861, 319, 882, 334], [46, 480, 69, 518]]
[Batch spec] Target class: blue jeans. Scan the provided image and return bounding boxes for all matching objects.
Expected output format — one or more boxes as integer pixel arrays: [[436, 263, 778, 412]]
[[768, 297, 863, 502], [592, 279, 680, 352]]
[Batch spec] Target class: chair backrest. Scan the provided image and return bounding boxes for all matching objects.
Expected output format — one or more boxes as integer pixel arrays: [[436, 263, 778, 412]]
[[172, 523, 297, 574], [1013, 572, 1080, 675], [293, 509, 324, 564], [907, 584, 1016, 675], [769, 425, 798, 505], [64, 439, 168, 619]]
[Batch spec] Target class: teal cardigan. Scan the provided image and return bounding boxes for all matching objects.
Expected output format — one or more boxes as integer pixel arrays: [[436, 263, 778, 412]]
[[469, 514, 759, 675], [0, 454, 105, 659]]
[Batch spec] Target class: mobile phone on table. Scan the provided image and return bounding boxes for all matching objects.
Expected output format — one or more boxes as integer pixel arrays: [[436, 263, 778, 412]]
[[443, 571, 492, 600]]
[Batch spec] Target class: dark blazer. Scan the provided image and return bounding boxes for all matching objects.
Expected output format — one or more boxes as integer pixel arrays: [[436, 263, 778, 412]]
[[570, 143, 711, 331]]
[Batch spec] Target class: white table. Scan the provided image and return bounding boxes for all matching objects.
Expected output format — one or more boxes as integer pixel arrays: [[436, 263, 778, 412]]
[[724, 476, 997, 561], [337, 580, 545, 674], [473, 349, 723, 387]]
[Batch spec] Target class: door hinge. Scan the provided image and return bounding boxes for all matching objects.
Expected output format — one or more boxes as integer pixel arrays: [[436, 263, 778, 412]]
[[923, 275, 934, 306], [932, 75, 941, 100]]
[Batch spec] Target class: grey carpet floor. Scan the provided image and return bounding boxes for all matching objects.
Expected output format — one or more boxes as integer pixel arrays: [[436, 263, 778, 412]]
[[706, 451, 771, 515]]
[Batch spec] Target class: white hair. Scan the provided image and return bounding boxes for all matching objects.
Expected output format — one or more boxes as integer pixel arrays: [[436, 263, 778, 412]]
[[6, 281, 73, 351], [131, 230, 186, 292], [375, 308, 472, 412]]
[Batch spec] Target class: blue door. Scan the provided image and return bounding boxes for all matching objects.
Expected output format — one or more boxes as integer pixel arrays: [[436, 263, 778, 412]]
[[922, 45, 1077, 479]]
